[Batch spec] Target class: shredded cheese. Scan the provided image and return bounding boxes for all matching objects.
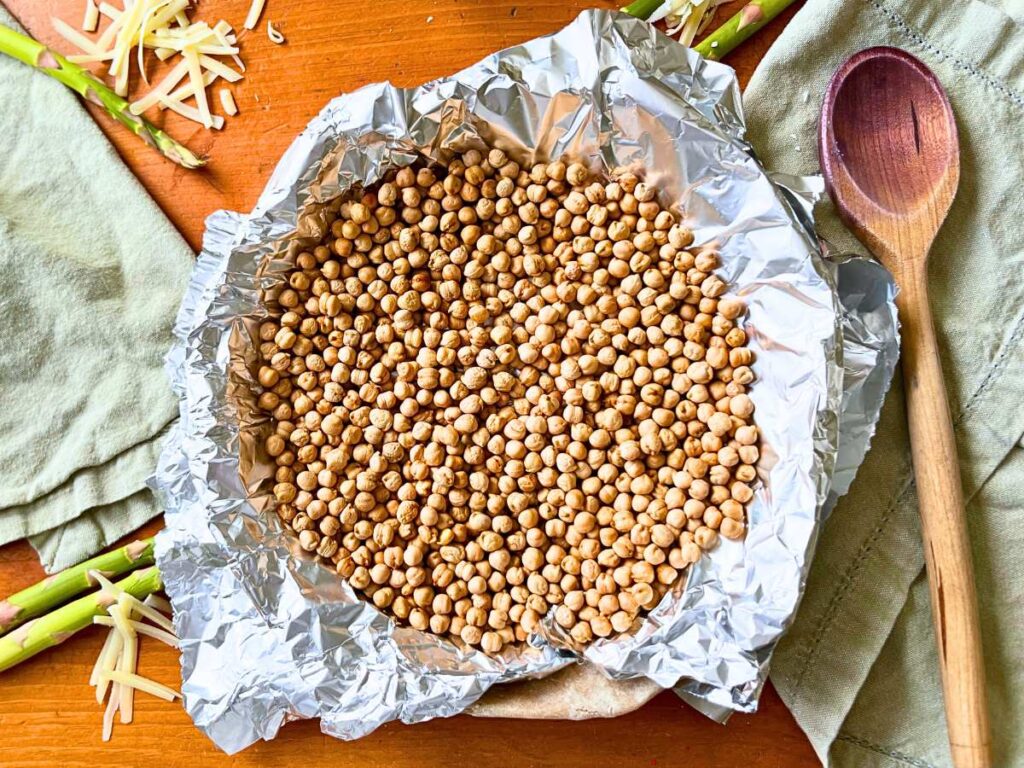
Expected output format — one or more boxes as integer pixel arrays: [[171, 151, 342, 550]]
[[94, 627, 123, 704], [118, 656, 136, 725], [181, 46, 212, 128], [267, 20, 285, 44], [94, 615, 179, 647], [244, 0, 267, 30], [653, 0, 729, 46], [108, 600, 137, 639], [101, 670, 182, 702], [113, 599, 138, 724], [88, 575, 180, 741], [90, 626, 118, 687], [128, 58, 188, 114], [102, 684, 119, 742], [52, 16, 103, 55], [148, 0, 190, 30], [109, 0, 147, 86], [82, 0, 100, 32], [219, 88, 238, 116], [136, 0, 159, 84], [161, 96, 226, 129], [198, 54, 242, 82], [89, 571, 176, 632], [96, 9, 126, 51], [214, 21, 245, 71], [67, 51, 116, 64], [160, 68, 218, 109], [56, 0, 248, 131], [143, 593, 173, 613]]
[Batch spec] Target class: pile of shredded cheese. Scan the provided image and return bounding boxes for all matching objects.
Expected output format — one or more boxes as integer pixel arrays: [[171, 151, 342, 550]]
[[53, 0, 262, 129], [648, 0, 729, 46], [88, 571, 180, 742]]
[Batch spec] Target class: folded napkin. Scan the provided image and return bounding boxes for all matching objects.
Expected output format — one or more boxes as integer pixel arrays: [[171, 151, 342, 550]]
[[0, 4, 192, 571], [744, 0, 1024, 765]]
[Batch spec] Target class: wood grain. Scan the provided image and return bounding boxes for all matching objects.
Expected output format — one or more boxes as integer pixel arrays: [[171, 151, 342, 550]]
[[820, 48, 990, 768], [0, 1, 815, 764]]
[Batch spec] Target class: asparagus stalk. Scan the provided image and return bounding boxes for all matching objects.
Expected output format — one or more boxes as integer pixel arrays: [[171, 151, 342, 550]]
[[0, 538, 155, 635], [0, 23, 204, 168], [623, 0, 667, 19], [693, 0, 798, 60], [0, 566, 162, 673]]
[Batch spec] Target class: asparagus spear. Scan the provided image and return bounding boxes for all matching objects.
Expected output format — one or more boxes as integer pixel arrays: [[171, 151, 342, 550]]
[[0, 23, 204, 168], [623, 0, 667, 19], [0, 538, 155, 635], [693, 0, 798, 60], [0, 566, 162, 673]]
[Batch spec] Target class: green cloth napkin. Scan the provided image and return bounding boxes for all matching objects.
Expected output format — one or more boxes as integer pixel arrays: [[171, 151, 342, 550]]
[[0, 5, 192, 571], [744, 0, 1024, 765]]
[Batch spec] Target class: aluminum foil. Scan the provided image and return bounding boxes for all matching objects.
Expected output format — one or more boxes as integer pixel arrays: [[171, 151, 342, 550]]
[[152, 9, 899, 753], [824, 255, 900, 514]]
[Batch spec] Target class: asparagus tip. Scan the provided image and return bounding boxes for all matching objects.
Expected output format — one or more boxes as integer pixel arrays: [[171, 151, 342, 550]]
[[166, 144, 207, 168]]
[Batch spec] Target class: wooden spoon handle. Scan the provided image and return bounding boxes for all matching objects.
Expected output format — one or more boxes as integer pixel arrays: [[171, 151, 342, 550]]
[[898, 265, 991, 768]]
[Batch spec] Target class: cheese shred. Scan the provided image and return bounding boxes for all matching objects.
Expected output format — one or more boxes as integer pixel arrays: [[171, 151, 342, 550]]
[[52, 16, 103, 55], [101, 670, 182, 702], [219, 88, 238, 116], [56, 0, 248, 130], [88, 575, 180, 741], [244, 0, 267, 30], [82, 0, 100, 32]]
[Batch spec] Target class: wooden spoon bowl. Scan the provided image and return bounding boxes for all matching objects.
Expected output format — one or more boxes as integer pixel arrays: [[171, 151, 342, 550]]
[[823, 48, 959, 261], [820, 47, 990, 768]]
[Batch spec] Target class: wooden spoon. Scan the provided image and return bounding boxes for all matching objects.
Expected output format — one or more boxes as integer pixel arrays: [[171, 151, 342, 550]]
[[820, 47, 990, 768]]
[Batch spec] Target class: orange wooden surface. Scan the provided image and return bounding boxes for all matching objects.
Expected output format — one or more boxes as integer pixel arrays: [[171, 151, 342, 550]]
[[0, 1, 814, 765]]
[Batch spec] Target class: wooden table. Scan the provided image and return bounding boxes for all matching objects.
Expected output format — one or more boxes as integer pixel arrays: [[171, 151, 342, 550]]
[[0, 1, 816, 765]]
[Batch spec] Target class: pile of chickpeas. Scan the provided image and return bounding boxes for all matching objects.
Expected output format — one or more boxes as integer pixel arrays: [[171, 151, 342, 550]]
[[255, 147, 759, 655]]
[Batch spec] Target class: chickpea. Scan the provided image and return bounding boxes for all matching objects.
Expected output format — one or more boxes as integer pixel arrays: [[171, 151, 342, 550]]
[[570, 622, 593, 644], [480, 631, 504, 654], [721, 518, 745, 539]]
